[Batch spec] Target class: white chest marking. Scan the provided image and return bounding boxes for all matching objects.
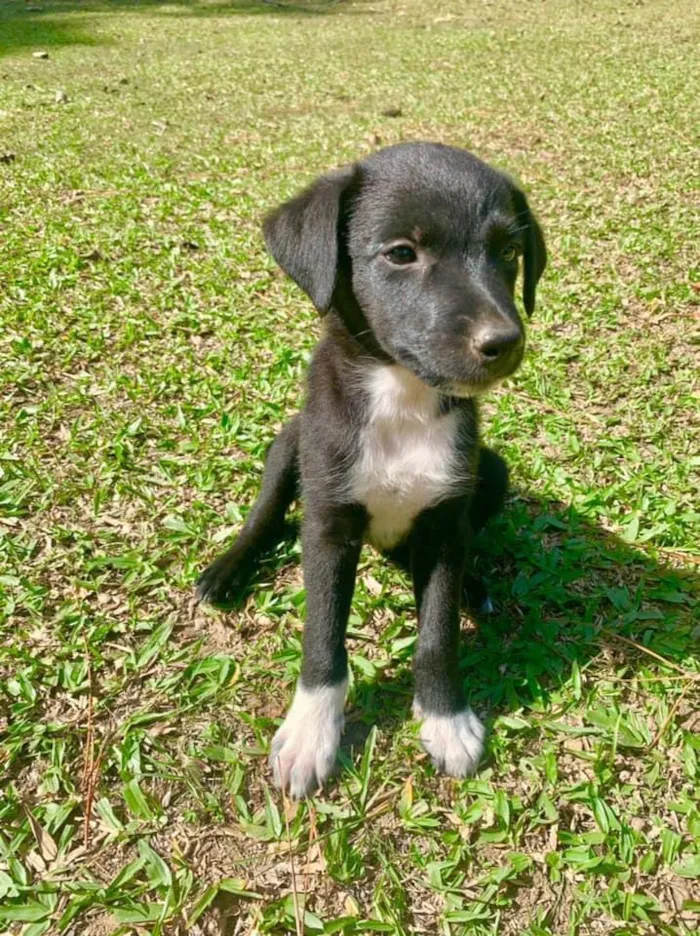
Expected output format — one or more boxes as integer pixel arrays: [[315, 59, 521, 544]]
[[350, 364, 461, 550]]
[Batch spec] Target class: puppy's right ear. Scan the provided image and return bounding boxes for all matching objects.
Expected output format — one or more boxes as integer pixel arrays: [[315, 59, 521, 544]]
[[263, 166, 358, 314]]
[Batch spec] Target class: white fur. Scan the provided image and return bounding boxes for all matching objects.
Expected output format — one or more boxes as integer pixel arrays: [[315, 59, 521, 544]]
[[350, 364, 463, 550], [414, 702, 485, 776], [270, 680, 347, 798]]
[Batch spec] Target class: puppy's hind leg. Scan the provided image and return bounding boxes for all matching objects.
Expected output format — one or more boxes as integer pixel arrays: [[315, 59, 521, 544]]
[[469, 447, 509, 536], [463, 447, 509, 614], [197, 416, 300, 606]]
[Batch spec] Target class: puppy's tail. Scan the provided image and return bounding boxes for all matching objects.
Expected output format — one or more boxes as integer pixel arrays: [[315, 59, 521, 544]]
[[197, 416, 300, 605]]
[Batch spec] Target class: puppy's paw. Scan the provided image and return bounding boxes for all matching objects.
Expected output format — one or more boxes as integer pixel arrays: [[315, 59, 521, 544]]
[[196, 552, 251, 607], [269, 681, 347, 799], [414, 705, 485, 777], [462, 574, 493, 614]]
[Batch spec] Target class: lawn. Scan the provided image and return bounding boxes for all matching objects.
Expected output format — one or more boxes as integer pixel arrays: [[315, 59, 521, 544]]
[[1, 0, 699, 933]]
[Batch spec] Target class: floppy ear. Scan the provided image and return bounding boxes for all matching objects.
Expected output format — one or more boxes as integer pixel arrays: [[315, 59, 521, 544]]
[[263, 165, 358, 314], [512, 187, 547, 317]]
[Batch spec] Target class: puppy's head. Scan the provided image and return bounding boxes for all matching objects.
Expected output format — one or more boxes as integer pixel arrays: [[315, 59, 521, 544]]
[[263, 142, 547, 395]]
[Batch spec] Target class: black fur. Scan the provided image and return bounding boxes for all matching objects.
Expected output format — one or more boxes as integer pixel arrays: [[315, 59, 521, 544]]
[[198, 142, 546, 794]]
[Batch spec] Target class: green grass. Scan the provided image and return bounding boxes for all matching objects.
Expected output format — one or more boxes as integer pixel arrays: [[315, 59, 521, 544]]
[[1, 0, 699, 933]]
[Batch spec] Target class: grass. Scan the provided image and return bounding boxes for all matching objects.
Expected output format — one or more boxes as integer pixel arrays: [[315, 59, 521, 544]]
[[1, 0, 699, 932]]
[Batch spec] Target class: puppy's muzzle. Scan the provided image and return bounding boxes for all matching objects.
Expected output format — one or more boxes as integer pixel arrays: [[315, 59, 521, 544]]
[[469, 320, 524, 378]]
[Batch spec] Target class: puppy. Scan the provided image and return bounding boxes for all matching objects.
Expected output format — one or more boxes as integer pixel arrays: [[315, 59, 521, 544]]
[[198, 142, 546, 798]]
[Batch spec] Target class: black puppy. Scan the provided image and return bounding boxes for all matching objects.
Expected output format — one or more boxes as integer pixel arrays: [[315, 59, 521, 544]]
[[198, 142, 546, 798]]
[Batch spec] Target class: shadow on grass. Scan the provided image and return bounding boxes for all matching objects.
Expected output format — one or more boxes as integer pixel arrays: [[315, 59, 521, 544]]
[[220, 486, 697, 761], [463, 490, 695, 708], [0, 0, 346, 58], [349, 488, 697, 760], [0, 8, 99, 58]]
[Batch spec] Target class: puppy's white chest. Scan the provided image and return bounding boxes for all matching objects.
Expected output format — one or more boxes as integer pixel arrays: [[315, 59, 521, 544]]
[[350, 365, 459, 550]]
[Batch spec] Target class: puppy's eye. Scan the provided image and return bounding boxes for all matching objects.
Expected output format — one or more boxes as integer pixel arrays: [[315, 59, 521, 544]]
[[384, 244, 417, 265], [501, 244, 519, 263]]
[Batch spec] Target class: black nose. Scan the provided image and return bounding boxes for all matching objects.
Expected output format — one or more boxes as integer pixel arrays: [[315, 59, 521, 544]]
[[471, 326, 523, 366]]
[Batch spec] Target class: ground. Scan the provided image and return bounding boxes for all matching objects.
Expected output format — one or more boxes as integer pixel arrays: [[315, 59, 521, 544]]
[[0, 0, 699, 934]]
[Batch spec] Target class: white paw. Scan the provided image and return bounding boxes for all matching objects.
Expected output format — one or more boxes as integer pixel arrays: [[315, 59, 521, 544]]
[[269, 680, 347, 799], [414, 705, 485, 777]]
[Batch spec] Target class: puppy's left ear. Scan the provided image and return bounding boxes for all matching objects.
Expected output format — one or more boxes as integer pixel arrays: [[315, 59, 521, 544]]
[[512, 187, 547, 317], [263, 165, 358, 314]]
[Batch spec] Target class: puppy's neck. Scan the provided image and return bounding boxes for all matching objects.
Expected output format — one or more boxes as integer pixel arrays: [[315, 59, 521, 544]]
[[321, 312, 465, 420], [365, 364, 442, 425], [324, 307, 391, 362]]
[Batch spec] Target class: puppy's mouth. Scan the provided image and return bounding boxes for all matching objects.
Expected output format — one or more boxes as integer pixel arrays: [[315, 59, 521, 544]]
[[390, 346, 509, 399]]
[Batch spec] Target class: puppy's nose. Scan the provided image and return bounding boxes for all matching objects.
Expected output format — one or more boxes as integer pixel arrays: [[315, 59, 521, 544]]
[[471, 326, 523, 366]]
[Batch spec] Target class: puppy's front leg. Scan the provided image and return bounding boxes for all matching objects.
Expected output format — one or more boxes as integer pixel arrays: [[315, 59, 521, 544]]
[[411, 501, 485, 777], [270, 504, 365, 798]]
